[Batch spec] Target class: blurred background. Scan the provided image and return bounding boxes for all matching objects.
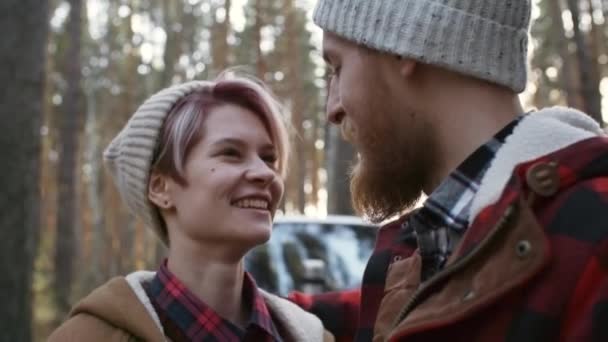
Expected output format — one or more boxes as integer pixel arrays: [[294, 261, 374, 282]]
[[2, 0, 608, 340]]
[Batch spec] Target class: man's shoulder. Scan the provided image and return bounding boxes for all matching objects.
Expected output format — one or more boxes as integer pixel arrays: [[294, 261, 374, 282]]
[[516, 135, 608, 196], [519, 136, 608, 243], [545, 135, 608, 168], [541, 176, 608, 243], [475, 136, 608, 243]]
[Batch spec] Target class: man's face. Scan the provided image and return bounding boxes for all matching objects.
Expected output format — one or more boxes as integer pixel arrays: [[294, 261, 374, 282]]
[[323, 32, 437, 223]]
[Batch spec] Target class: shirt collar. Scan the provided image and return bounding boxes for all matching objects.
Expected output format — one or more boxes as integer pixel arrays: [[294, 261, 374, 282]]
[[411, 114, 524, 280], [146, 260, 283, 341]]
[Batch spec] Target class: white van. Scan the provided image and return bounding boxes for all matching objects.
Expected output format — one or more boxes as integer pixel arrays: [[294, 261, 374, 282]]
[[245, 215, 377, 295]]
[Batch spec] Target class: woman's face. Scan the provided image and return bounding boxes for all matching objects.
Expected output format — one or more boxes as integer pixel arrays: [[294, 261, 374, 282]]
[[162, 104, 284, 258]]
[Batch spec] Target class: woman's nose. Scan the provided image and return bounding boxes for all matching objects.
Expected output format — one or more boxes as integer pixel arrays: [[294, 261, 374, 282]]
[[245, 158, 276, 185]]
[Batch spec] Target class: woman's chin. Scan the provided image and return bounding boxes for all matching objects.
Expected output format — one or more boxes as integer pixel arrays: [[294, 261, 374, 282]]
[[237, 225, 272, 250], [250, 226, 272, 244]]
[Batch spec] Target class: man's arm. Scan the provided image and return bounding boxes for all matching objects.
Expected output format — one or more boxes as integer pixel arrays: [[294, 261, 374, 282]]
[[289, 289, 361, 342]]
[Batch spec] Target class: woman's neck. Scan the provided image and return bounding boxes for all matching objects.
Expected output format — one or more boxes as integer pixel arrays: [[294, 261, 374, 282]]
[[166, 244, 249, 328]]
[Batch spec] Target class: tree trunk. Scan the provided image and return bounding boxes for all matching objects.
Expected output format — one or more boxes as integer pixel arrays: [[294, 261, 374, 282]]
[[310, 112, 321, 210], [588, 0, 606, 59], [0, 0, 48, 340], [84, 85, 106, 288], [326, 124, 355, 215], [54, 0, 83, 320], [211, 0, 232, 71], [586, 0, 606, 93], [284, 2, 307, 213], [253, 0, 266, 79], [567, 0, 604, 125], [160, 0, 181, 87], [118, 1, 138, 274], [548, 0, 583, 108]]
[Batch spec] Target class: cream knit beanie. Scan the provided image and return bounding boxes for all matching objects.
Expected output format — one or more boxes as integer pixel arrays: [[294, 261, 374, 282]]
[[103, 81, 213, 245], [313, 0, 531, 93]]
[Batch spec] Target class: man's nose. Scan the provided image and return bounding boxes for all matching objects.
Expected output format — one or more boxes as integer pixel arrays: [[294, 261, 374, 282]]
[[326, 79, 345, 125]]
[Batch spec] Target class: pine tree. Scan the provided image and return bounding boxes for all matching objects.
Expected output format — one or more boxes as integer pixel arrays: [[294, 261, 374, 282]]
[[0, 0, 49, 340]]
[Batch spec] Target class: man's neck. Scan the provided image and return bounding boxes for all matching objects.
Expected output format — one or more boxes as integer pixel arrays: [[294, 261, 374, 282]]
[[423, 82, 524, 193]]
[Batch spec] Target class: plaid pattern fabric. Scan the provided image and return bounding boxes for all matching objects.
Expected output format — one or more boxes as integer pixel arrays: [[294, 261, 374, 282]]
[[146, 261, 283, 342], [390, 137, 608, 341], [292, 136, 608, 342], [412, 116, 523, 281], [289, 117, 521, 341]]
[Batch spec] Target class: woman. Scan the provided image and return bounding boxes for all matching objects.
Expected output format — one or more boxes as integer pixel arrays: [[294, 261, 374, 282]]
[[49, 73, 332, 342]]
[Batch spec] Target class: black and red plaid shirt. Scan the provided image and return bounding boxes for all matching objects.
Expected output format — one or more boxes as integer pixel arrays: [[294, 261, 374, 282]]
[[412, 115, 523, 281], [146, 260, 283, 342], [290, 117, 519, 341], [290, 122, 608, 341]]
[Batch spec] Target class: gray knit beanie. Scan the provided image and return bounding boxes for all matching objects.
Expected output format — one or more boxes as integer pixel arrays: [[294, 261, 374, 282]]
[[313, 0, 531, 93], [103, 81, 213, 245]]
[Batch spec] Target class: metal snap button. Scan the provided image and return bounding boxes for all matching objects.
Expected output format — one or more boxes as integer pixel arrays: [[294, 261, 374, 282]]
[[525, 162, 560, 197], [393, 255, 403, 262], [516, 240, 532, 258]]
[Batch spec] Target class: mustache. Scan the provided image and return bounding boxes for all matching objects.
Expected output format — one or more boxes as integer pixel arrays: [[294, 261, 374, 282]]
[[340, 119, 356, 143]]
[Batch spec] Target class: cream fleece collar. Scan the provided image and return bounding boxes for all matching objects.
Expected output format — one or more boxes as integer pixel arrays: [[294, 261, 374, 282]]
[[125, 271, 163, 334], [259, 289, 326, 341], [468, 106, 605, 222]]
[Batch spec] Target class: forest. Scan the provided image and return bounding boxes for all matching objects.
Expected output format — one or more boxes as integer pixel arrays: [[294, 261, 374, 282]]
[[1, 0, 607, 340]]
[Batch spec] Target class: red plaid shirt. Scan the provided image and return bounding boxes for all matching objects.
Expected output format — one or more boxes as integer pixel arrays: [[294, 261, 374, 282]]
[[146, 260, 283, 342], [290, 137, 608, 342], [288, 116, 516, 341]]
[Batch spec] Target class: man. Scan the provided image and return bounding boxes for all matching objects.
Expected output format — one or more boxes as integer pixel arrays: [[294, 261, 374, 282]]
[[289, 0, 608, 341]]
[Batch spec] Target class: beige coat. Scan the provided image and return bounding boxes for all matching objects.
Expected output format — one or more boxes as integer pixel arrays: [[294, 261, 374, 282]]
[[48, 271, 334, 342]]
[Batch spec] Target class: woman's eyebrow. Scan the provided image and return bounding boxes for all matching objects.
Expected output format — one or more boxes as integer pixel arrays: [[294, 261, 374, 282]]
[[211, 137, 275, 151], [210, 137, 246, 148]]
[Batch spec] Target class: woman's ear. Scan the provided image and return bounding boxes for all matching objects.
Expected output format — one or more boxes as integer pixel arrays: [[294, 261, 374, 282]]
[[148, 172, 173, 209]]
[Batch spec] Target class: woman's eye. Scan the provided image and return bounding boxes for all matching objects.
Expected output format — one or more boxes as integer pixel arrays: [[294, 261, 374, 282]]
[[221, 148, 241, 157], [262, 154, 278, 165]]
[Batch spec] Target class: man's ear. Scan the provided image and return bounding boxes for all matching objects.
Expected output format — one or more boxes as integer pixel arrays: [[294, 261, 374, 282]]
[[148, 172, 173, 209]]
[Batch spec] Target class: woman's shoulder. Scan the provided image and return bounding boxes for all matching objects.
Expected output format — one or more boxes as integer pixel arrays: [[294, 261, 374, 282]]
[[259, 289, 334, 342], [48, 273, 165, 342], [47, 312, 132, 342]]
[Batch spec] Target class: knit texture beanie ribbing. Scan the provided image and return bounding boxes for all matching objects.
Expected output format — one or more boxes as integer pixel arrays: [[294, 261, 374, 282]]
[[313, 0, 531, 93], [103, 81, 213, 245]]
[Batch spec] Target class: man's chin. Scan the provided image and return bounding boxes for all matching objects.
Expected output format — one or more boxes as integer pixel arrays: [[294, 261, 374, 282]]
[[350, 160, 425, 223]]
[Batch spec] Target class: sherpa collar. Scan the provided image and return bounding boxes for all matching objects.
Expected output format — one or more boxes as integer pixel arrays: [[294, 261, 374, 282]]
[[468, 106, 606, 222]]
